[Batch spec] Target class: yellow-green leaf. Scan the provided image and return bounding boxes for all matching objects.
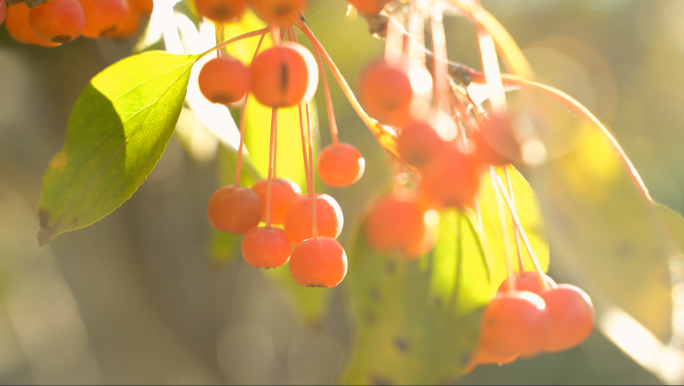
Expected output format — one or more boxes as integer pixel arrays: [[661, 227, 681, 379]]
[[531, 126, 672, 342], [37, 51, 198, 245], [342, 215, 482, 385]]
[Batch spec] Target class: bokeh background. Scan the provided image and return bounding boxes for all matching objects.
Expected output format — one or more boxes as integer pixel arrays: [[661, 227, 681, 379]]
[[0, 0, 682, 383]]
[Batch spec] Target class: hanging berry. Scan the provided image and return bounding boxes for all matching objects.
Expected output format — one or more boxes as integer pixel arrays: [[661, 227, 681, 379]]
[[283, 194, 343, 244], [207, 185, 262, 234], [418, 141, 484, 209], [251, 0, 306, 25], [198, 56, 251, 105], [195, 0, 245, 22], [29, 0, 85, 43], [241, 226, 293, 268], [358, 61, 412, 127], [249, 42, 318, 108], [396, 120, 445, 168], [498, 271, 558, 295], [479, 291, 551, 358], [346, 0, 390, 15], [541, 284, 595, 353], [316, 143, 365, 187], [252, 178, 301, 226], [6, 3, 61, 47], [289, 236, 347, 287], [77, 0, 128, 38], [364, 194, 437, 258]]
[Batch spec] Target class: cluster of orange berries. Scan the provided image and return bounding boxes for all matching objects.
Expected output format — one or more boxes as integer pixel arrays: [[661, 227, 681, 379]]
[[467, 271, 594, 370], [1, 0, 151, 47], [358, 60, 519, 258], [202, 0, 368, 288]]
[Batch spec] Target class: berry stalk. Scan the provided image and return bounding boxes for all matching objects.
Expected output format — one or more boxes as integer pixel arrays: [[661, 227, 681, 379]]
[[490, 166, 516, 292], [234, 32, 267, 186], [294, 19, 399, 156], [504, 167, 525, 274], [314, 48, 339, 146], [265, 107, 278, 228], [201, 27, 269, 58], [494, 175, 548, 291]]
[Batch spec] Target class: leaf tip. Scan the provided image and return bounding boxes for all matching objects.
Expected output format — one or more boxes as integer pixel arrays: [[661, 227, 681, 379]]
[[36, 210, 55, 246]]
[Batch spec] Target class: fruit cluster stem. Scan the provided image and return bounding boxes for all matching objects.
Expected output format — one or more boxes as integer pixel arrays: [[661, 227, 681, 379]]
[[202, 27, 269, 58], [314, 49, 339, 146], [504, 167, 525, 274], [490, 166, 516, 292], [234, 31, 267, 187], [265, 107, 278, 228], [494, 175, 548, 291]]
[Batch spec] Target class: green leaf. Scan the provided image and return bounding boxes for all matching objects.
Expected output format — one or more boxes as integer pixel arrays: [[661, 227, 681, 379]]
[[654, 203, 684, 257], [429, 210, 493, 315], [341, 214, 482, 385], [478, 166, 549, 290], [530, 126, 672, 341], [654, 203, 684, 344], [37, 51, 199, 245]]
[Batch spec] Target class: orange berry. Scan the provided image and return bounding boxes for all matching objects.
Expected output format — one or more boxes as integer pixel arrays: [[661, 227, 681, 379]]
[[480, 291, 551, 358], [252, 178, 301, 225], [498, 271, 558, 295], [473, 113, 521, 166], [396, 120, 445, 168], [249, 43, 318, 108], [129, 0, 153, 14], [418, 141, 484, 209], [104, 6, 142, 38], [317, 143, 365, 187], [78, 0, 128, 38], [289, 236, 347, 287], [198, 57, 251, 105], [346, 0, 389, 15], [541, 284, 594, 353], [6, 3, 61, 47], [241, 226, 293, 268], [283, 194, 343, 244], [207, 185, 262, 234], [0, 1, 6, 26], [195, 0, 244, 22], [251, 0, 305, 25], [364, 194, 437, 259], [29, 0, 85, 43], [358, 61, 412, 127], [463, 347, 518, 374]]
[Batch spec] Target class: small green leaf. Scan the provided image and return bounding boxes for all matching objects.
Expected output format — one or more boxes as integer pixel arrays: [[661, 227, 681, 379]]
[[37, 51, 199, 245], [530, 127, 672, 342], [342, 217, 482, 385], [478, 166, 549, 290]]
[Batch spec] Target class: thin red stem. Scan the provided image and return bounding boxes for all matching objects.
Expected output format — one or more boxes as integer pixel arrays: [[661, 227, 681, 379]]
[[314, 49, 339, 145], [305, 102, 318, 239], [294, 20, 398, 156], [202, 27, 269, 58], [234, 32, 267, 186], [504, 167, 525, 275], [290, 26, 312, 197], [298, 104, 311, 193], [266, 107, 277, 228], [429, 6, 449, 112], [494, 175, 548, 291], [490, 166, 515, 292]]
